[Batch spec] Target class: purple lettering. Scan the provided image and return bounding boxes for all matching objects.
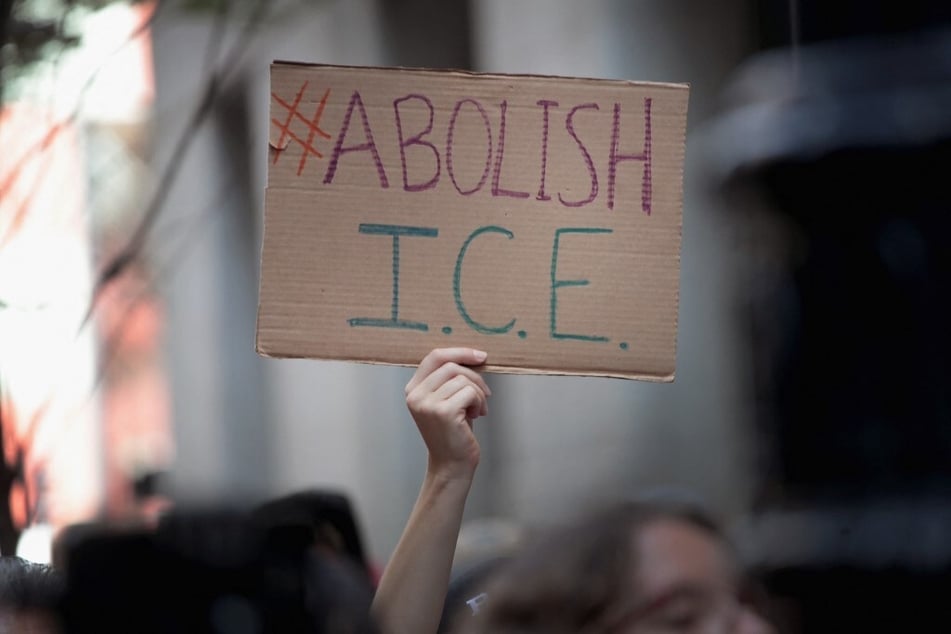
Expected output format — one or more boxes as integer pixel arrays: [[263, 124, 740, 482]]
[[491, 101, 530, 199], [607, 98, 652, 213], [445, 99, 493, 196], [558, 103, 599, 208], [536, 100, 558, 201], [393, 94, 440, 192], [323, 91, 389, 188]]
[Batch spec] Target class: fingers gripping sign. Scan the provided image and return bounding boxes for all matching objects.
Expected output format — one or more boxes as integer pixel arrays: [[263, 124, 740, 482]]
[[405, 348, 491, 480]]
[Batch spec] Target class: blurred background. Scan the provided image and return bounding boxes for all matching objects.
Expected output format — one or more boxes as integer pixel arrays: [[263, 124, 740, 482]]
[[1, 1, 950, 630]]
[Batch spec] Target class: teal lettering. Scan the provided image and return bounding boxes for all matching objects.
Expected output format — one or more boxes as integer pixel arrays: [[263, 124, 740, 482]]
[[454, 226, 516, 335], [348, 224, 438, 331], [550, 227, 612, 342]]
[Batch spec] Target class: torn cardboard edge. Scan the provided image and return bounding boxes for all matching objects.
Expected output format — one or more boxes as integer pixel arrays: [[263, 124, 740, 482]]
[[271, 59, 690, 91]]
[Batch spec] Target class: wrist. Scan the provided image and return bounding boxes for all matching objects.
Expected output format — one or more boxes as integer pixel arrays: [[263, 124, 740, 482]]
[[425, 459, 476, 490]]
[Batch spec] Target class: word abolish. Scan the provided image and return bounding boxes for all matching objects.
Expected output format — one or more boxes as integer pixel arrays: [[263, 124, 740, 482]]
[[320, 92, 653, 214]]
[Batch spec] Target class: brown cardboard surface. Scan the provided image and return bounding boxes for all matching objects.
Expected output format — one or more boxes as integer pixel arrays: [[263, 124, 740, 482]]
[[258, 62, 688, 380]]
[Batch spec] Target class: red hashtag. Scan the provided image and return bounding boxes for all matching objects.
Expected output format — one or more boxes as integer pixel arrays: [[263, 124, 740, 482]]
[[270, 82, 332, 176]]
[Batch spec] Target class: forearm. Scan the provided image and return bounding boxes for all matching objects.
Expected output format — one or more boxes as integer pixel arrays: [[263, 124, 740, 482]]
[[372, 467, 472, 634]]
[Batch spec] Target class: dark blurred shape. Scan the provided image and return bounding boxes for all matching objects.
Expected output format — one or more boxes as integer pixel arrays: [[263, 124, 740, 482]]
[[716, 26, 951, 509], [59, 508, 377, 634], [438, 556, 508, 634], [756, 0, 951, 47], [132, 470, 166, 501], [0, 556, 62, 633], [438, 517, 524, 633], [712, 10, 951, 633], [252, 489, 371, 583], [717, 27, 951, 500], [380, 0, 473, 69]]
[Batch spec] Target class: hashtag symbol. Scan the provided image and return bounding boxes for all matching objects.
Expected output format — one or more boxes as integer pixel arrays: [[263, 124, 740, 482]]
[[271, 82, 332, 176]]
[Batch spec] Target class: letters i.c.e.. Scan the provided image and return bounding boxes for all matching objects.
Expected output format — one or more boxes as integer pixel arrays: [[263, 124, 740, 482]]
[[348, 224, 615, 345]]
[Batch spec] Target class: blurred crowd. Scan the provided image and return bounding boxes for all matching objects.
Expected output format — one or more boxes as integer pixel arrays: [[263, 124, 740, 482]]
[[0, 348, 777, 634]]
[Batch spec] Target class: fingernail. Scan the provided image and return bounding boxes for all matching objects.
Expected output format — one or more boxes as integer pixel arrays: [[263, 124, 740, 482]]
[[473, 349, 487, 362]]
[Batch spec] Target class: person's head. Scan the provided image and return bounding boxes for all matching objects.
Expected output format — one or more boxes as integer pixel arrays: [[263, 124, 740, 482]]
[[58, 510, 377, 634], [253, 490, 372, 583], [458, 500, 773, 634], [0, 556, 62, 634]]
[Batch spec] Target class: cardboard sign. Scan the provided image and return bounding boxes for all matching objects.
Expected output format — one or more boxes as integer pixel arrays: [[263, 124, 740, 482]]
[[257, 62, 688, 380]]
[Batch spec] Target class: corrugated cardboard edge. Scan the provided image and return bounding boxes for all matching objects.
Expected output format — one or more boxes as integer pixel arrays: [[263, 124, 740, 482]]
[[668, 91, 689, 385], [270, 60, 690, 92], [255, 187, 274, 362], [255, 345, 675, 383]]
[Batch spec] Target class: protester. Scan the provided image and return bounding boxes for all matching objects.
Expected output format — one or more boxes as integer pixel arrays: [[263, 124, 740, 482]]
[[374, 348, 775, 634], [372, 347, 491, 634], [34, 346, 774, 634], [58, 510, 376, 633], [253, 489, 375, 585], [456, 500, 775, 634]]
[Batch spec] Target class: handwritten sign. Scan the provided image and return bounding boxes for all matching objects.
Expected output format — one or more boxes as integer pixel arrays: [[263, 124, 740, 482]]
[[257, 62, 688, 380]]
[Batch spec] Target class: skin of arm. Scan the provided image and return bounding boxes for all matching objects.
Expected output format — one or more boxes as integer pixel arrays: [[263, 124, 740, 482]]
[[371, 348, 492, 634]]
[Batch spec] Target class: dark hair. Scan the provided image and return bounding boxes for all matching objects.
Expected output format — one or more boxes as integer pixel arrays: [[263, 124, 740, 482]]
[[458, 500, 726, 634], [252, 490, 369, 577], [0, 556, 63, 613], [59, 510, 377, 633]]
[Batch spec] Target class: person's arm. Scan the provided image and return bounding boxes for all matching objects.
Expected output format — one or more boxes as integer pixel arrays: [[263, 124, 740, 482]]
[[371, 347, 492, 634]]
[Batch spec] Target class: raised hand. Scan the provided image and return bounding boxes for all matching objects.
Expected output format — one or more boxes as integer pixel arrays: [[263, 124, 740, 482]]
[[373, 348, 494, 634], [404, 348, 491, 481]]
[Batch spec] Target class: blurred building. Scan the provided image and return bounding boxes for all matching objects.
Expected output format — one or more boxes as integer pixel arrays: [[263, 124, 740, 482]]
[[10, 10, 951, 631], [0, 0, 166, 558], [148, 0, 759, 565]]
